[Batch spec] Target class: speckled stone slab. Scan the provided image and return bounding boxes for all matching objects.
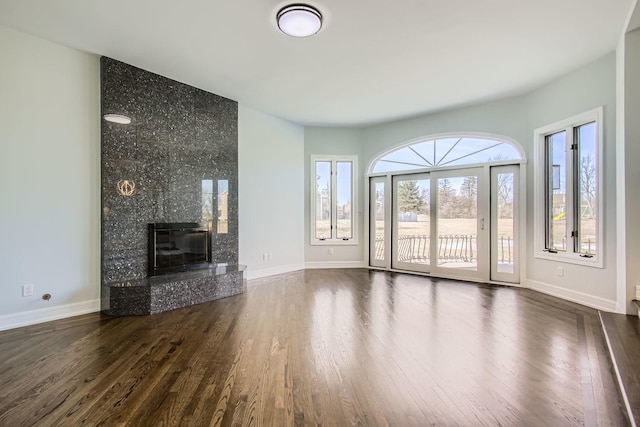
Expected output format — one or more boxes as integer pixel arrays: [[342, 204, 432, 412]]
[[100, 57, 239, 286], [101, 264, 246, 316], [100, 57, 241, 315]]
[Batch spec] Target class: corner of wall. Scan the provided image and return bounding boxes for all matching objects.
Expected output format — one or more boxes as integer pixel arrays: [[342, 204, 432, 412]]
[[238, 105, 305, 275]]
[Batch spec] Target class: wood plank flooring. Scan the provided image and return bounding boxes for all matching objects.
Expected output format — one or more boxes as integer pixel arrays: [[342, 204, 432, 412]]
[[600, 311, 640, 425], [0, 269, 629, 426]]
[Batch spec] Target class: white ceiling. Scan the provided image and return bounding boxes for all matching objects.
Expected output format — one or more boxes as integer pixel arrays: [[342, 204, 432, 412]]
[[0, 0, 633, 126]]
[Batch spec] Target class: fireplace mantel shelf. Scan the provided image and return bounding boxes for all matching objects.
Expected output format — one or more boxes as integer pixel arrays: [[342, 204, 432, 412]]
[[101, 264, 246, 316]]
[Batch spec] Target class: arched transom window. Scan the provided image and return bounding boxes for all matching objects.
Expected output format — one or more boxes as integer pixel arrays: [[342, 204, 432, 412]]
[[370, 136, 524, 174]]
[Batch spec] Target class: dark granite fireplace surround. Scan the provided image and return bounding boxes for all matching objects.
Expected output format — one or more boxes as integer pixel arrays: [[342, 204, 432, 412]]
[[100, 57, 244, 315]]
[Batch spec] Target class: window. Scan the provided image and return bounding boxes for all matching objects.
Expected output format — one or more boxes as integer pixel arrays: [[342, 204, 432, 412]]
[[311, 156, 357, 244], [201, 179, 213, 221], [217, 179, 228, 234], [534, 107, 603, 267], [201, 179, 228, 234], [370, 136, 523, 174]]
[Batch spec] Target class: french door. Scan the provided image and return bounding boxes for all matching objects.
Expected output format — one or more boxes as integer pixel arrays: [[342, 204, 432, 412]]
[[372, 164, 519, 284], [430, 168, 488, 281], [391, 173, 431, 273]]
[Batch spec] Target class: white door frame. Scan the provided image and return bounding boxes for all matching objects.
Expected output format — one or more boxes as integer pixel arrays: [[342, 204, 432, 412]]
[[391, 173, 431, 273], [367, 163, 523, 286], [490, 165, 520, 283], [369, 176, 390, 268], [429, 167, 489, 282]]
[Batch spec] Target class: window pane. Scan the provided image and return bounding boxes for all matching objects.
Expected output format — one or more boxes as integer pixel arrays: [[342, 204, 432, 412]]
[[396, 178, 430, 265], [201, 179, 213, 221], [217, 180, 228, 234], [315, 161, 331, 240], [336, 161, 353, 239], [372, 147, 429, 173], [577, 122, 597, 255], [372, 137, 522, 173], [437, 176, 477, 270], [546, 132, 566, 252], [496, 173, 514, 273], [438, 140, 520, 167], [372, 181, 385, 261]]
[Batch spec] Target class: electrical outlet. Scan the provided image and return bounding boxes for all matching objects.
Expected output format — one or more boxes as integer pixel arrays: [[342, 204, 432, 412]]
[[328, 248, 334, 255], [268, 253, 273, 260], [557, 267, 564, 277], [263, 253, 268, 261], [22, 284, 33, 297]]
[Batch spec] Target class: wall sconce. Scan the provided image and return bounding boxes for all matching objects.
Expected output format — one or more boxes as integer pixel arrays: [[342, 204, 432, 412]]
[[104, 114, 132, 124], [117, 180, 136, 196]]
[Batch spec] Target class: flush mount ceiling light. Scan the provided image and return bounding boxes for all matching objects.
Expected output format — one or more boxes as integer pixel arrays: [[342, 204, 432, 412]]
[[103, 114, 132, 124], [277, 4, 322, 37]]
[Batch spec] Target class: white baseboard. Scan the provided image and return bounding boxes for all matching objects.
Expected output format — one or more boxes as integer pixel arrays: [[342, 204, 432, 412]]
[[526, 280, 617, 312], [244, 263, 305, 281], [305, 261, 367, 269], [0, 299, 101, 332], [0, 277, 618, 330], [245, 262, 366, 287]]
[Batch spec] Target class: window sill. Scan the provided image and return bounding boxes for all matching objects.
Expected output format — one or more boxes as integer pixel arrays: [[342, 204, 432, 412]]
[[534, 251, 603, 269], [310, 240, 359, 246]]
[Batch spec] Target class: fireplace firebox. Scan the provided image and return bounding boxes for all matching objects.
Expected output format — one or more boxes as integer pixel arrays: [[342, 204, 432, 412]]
[[148, 222, 212, 276]]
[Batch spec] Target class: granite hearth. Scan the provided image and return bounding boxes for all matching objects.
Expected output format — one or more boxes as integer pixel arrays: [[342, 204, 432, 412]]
[[101, 264, 246, 316]]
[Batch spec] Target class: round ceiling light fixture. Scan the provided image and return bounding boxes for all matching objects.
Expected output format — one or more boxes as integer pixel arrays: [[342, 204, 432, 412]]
[[103, 114, 132, 124], [277, 4, 322, 37]]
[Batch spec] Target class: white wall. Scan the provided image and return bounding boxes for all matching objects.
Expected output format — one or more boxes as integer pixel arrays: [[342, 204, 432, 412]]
[[303, 127, 365, 267], [622, 25, 640, 313], [629, 1, 640, 32], [361, 97, 529, 165], [238, 105, 305, 280], [0, 25, 101, 330], [616, 31, 628, 314], [310, 53, 619, 311], [526, 53, 617, 309]]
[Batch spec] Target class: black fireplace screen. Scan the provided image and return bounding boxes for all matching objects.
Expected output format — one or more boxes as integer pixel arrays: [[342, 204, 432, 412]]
[[148, 222, 211, 276]]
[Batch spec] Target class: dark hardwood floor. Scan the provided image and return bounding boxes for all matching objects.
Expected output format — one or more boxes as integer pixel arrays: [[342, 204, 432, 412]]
[[600, 311, 640, 425], [0, 269, 629, 426]]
